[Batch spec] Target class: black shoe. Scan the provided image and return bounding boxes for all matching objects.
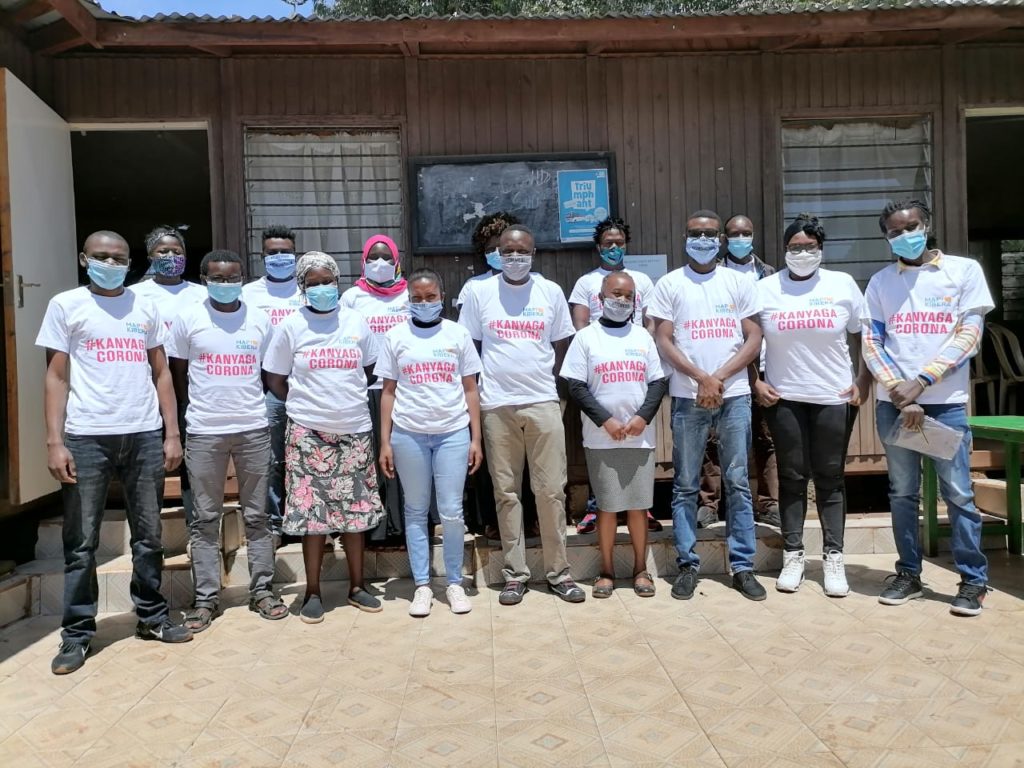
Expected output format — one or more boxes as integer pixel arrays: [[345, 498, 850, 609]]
[[548, 579, 586, 603], [950, 582, 988, 617], [732, 570, 767, 601], [696, 506, 717, 529], [499, 580, 527, 606], [51, 641, 89, 675], [878, 571, 924, 605], [755, 505, 781, 528], [135, 619, 194, 643], [671, 569, 697, 600], [300, 594, 325, 624]]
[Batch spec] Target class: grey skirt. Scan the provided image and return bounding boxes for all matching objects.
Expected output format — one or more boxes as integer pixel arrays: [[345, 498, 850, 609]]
[[584, 447, 656, 513]]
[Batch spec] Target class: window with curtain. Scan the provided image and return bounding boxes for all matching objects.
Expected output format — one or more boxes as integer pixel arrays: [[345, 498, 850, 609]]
[[244, 128, 403, 282], [781, 117, 933, 286]]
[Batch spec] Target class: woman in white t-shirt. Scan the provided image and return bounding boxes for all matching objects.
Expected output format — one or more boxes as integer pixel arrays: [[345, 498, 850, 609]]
[[377, 269, 484, 617], [340, 234, 411, 547], [560, 271, 668, 599], [754, 215, 871, 598], [263, 252, 384, 622]]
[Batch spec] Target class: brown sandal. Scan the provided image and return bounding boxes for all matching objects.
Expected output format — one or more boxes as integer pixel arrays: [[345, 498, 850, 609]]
[[249, 595, 288, 621], [593, 574, 615, 599], [183, 606, 216, 632], [633, 571, 656, 597]]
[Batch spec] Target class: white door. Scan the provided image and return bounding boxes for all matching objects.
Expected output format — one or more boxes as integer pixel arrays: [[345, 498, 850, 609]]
[[0, 69, 77, 505]]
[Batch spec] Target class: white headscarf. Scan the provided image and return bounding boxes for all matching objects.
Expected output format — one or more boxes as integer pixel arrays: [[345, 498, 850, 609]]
[[295, 251, 340, 294]]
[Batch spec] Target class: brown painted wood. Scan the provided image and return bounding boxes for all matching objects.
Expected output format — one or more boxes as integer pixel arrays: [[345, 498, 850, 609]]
[[0, 71, 18, 505]]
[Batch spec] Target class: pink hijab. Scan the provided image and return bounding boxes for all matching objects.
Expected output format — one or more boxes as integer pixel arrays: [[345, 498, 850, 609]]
[[354, 234, 407, 298]]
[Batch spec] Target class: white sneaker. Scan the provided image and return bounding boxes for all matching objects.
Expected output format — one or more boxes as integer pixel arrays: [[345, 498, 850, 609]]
[[776, 550, 806, 593], [409, 585, 433, 617], [823, 550, 850, 597], [446, 584, 472, 615]]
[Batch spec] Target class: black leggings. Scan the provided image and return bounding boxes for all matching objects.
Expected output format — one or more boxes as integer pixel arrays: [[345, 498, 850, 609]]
[[763, 399, 852, 552]]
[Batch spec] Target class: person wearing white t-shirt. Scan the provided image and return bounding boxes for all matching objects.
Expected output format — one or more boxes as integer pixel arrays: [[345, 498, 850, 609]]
[[168, 250, 286, 633], [377, 269, 484, 617], [864, 200, 994, 617], [341, 234, 411, 547], [754, 215, 872, 598], [263, 252, 384, 622], [561, 272, 668, 599], [37, 231, 192, 676], [242, 226, 303, 539], [459, 225, 585, 605], [647, 210, 766, 602]]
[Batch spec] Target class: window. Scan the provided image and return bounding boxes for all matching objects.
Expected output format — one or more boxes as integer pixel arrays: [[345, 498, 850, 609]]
[[244, 128, 403, 281], [781, 117, 932, 286]]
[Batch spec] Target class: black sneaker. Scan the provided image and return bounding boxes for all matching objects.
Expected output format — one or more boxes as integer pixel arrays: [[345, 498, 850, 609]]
[[696, 506, 717, 529], [878, 571, 924, 605], [950, 582, 988, 617], [300, 594, 325, 624], [671, 569, 697, 600], [732, 571, 767, 601], [498, 580, 527, 606], [755, 504, 781, 528], [135, 619, 194, 643], [51, 641, 89, 675], [548, 579, 586, 603]]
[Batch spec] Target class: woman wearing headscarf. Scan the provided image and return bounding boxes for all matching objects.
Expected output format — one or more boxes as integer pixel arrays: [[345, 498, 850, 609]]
[[341, 235, 411, 546], [263, 252, 385, 622]]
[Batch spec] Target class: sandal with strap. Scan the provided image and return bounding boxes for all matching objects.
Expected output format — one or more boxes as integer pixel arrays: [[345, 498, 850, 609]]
[[249, 594, 288, 621], [183, 606, 216, 632], [633, 571, 656, 598], [593, 574, 615, 599]]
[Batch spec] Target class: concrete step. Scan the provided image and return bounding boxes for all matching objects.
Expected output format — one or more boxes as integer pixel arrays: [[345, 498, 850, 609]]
[[0, 573, 34, 628], [973, 478, 1021, 518]]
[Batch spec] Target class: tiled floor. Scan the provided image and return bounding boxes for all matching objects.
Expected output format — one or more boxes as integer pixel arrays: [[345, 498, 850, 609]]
[[0, 552, 1022, 768]]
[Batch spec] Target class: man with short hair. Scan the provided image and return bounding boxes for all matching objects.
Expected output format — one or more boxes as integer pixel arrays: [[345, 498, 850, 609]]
[[459, 225, 585, 605], [38, 231, 193, 676]]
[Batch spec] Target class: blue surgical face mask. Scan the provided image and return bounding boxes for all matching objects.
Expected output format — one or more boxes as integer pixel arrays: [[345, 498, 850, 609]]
[[207, 282, 242, 305], [888, 229, 928, 261], [86, 258, 129, 290], [305, 284, 339, 311], [410, 301, 443, 323], [264, 253, 296, 280], [727, 237, 754, 261], [485, 248, 503, 271], [685, 236, 719, 266], [599, 245, 625, 267]]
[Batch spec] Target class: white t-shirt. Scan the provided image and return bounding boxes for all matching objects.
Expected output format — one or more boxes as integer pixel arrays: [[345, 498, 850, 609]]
[[340, 286, 410, 390], [168, 301, 273, 435], [725, 259, 768, 369], [647, 265, 760, 400], [758, 269, 866, 405], [242, 277, 303, 328], [560, 322, 665, 450], [865, 253, 994, 405], [458, 274, 575, 409], [568, 267, 655, 326], [375, 319, 482, 435], [35, 287, 165, 435], [262, 307, 379, 434], [129, 279, 206, 334]]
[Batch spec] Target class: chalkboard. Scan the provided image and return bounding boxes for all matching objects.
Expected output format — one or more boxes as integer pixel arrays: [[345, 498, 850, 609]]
[[410, 152, 616, 254]]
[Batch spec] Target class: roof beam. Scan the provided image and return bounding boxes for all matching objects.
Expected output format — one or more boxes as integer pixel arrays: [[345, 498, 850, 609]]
[[941, 25, 1009, 44], [28, 18, 85, 54], [44, 0, 99, 48], [11, 0, 52, 25]]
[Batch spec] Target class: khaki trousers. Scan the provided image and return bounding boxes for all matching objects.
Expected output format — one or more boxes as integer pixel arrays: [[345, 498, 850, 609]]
[[482, 402, 570, 584]]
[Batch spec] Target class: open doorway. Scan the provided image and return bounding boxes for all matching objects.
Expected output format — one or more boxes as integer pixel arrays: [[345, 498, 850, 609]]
[[70, 126, 213, 284]]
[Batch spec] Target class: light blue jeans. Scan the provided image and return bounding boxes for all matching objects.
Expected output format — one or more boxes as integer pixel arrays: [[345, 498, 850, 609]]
[[390, 426, 470, 586], [671, 395, 756, 573], [876, 401, 987, 585]]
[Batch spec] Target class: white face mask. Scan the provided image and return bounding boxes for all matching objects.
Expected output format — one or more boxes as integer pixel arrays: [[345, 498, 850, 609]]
[[364, 258, 396, 284], [500, 253, 532, 282], [785, 249, 822, 278]]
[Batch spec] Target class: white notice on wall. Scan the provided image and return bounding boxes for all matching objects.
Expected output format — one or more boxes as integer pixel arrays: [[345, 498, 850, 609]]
[[623, 254, 668, 282]]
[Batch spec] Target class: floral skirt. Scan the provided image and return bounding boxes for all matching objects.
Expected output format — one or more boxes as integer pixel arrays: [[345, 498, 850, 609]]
[[282, 421, 384, 536]]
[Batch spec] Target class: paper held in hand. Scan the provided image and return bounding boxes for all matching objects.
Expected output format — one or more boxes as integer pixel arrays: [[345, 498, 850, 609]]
[[884, 415, 965, 461]]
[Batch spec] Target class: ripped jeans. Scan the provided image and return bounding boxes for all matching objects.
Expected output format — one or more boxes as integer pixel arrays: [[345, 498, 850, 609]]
[[390, 426, 470, 586]]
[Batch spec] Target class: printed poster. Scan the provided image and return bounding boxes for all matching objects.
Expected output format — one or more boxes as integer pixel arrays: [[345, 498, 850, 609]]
[[557, 169, 610, 243]]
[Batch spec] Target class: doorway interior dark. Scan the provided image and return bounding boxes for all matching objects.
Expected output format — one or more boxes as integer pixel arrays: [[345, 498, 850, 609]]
[[71, 128, 212, 284]]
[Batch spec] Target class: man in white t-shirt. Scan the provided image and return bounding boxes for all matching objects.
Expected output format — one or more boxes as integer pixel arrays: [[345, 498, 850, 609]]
[[36, 231, 193, 676], [169, 250, 286, 632], [647, 210, 766, 602], [242, 226, 303, 540], [864, 199, 994, 617], [459, 225, 585, 605]]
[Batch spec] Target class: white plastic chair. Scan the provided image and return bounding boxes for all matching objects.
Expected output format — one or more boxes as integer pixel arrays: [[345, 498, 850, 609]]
[[987, 322, 1024, 414]]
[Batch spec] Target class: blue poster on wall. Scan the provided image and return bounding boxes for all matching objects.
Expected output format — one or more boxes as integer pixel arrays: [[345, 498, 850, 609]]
[[556, 169, 611, 243]]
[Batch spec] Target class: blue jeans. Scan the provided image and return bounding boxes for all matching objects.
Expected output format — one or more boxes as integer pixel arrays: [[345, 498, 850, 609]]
[[390, 426, 470, 586], [265, 391, 287, 535], [876, 401, 987, 585], [61, 430, 169, 644], [671, 396, 756, 573]]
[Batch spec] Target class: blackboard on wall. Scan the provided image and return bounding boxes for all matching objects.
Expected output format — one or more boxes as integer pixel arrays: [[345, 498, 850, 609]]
[[410, 152, 616, 254]]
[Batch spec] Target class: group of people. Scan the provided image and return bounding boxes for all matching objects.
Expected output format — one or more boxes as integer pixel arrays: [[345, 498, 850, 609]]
[[37, 197, 995, 677]]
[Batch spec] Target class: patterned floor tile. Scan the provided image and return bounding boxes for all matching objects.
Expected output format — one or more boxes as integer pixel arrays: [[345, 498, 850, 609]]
[[14, 703, 132, 753], [699, 704, 834, 759], [284, 729, 394, 768], [398, 682, 496, 726], [803, 700, 939, 751], [300, 687, 405, 734], [391, 722, 497, 767], [493, 676, 591, 721], [911, 697, 1022, 747], [942, 656, 1024, 698], [492, 645, 578, 683], [577, 643, 665, 681], [497, 715, 606, 767], [112, 698, 225, 744], [598, 711, 719, 764], [677, 669, 785, 711], [584, 671, 690, 717]]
